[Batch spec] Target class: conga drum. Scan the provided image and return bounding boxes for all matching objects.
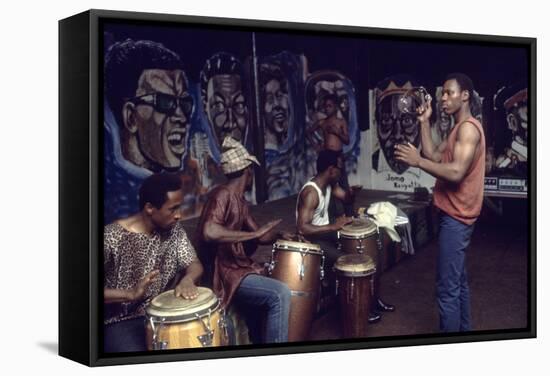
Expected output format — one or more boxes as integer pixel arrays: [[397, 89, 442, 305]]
[[338, 218, 382, 313], [145, 287, 224, 350], [338, 217, 379, 257], [334, 254, 376, 338], [267, 239, 324, 342]]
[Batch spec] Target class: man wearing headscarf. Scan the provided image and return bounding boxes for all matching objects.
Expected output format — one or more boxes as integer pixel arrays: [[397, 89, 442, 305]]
[[196, 137, 293, 343]]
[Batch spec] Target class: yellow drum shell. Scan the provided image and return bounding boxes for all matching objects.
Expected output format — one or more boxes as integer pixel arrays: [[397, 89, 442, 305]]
[[145, 287, 223, 350]]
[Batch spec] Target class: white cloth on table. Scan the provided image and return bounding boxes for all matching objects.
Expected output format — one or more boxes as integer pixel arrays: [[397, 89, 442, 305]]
[[367, 201, 401, 242]]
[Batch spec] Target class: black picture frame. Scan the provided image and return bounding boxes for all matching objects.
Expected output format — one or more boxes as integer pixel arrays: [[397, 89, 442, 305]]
[[59, 8, 536, 367]]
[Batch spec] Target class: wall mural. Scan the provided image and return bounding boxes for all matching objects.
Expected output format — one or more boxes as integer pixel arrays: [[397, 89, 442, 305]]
[[367, 76, 485, 193], [258, 51, 308, 201], [489, 84, 528, 176], [368, 75, 436, 192], [102, 30, 527, 225], [304, 70, 361, 187], [103, 39, 194, 224]]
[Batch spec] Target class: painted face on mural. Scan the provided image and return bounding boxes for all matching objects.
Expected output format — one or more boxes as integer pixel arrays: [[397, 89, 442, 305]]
[[263, 78, 290, 136], [377, 94, 420, 174], [125, 69, 191, 171], [206, 74, 248, 146], [507, 104, 528, 144], [436, 99, 454, 134], [339, 95, 350, 119]]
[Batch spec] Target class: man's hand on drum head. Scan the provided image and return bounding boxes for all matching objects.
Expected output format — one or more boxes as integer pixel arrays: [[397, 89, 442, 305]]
[[279, 231, 297, 241], [334, 216, 353, 230], [175, 276, 199, 300], [130, 270, 160, 301]]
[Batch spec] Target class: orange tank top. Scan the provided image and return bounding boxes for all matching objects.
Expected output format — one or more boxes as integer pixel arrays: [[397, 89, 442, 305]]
[[433, 117, 486, 225]]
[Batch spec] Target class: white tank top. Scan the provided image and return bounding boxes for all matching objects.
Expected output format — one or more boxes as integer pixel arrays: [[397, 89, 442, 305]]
[[296, 180, 332, 226]]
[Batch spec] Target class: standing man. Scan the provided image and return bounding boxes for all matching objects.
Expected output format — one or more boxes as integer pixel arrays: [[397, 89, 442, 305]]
[[307, 94, 350, 154], [103, 173, 203, 352], [395, 73, 486, 332], [196, 137, 293, 344]]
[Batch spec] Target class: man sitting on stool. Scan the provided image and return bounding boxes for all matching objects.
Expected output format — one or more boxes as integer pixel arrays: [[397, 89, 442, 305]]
[[196, 137, 294, 344], [295, 150, 392, 322]]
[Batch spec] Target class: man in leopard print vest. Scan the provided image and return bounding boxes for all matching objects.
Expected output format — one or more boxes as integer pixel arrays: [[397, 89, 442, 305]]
[[103, 173, 203, 352]]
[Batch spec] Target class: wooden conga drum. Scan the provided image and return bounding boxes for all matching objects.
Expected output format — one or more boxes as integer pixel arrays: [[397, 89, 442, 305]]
[[145, 287, 223, 350], [267, 239, 324, 342], [339, 218, 382, 314], [334, 254, 376, 338]]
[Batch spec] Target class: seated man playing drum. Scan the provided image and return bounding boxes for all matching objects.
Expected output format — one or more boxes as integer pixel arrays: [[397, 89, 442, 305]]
[[296, 150, 392, 323], [196, 137, 294, 344], [103, 173, 204, 353]]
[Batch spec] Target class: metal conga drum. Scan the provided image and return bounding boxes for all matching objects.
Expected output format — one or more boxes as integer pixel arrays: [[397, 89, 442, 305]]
[[267, 239, 324, 342], [334, 254, 376, 338], [338, 218, 382, 314], [145, 287, 224, 350]]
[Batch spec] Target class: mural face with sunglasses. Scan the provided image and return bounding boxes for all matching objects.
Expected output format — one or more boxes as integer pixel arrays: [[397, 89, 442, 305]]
[[123, 69, 192, 171]]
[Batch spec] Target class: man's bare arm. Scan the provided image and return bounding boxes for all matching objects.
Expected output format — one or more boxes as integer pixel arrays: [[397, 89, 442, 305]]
[[297, 188, 351, 236], [418, 122, 480, 183], [202, 219, 280, 244], [338, 119, 350, 145], [244, 215, 284, 244], [104, 270, 159, 303], [174, 259, 203, 299]]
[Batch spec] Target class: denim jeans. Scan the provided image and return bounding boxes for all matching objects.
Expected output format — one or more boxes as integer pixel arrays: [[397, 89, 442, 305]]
[[437, 213, 475, 332], [232, 274, 291, 344], [104, 317, 147, 353]]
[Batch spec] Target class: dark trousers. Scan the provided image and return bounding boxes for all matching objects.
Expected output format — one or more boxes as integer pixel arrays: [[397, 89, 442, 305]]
[[307, 232, 347, 306], [437, 213, 475, 332], [104, 317, 147, 353]]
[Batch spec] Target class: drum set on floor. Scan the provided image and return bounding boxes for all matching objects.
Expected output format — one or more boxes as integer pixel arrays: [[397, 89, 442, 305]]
[[144, 216, 403, 350]]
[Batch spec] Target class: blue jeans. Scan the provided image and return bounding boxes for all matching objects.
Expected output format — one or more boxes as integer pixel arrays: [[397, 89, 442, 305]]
[[232, 274, 291, 344], [104, 317, 146, 353], [437, 213, 475, 332]]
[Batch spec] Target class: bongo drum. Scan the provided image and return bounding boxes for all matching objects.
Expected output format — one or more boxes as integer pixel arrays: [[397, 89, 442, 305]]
[[267, 239, 324, 342], [334, 254, 376, 338], [145, 287, 224, 350]]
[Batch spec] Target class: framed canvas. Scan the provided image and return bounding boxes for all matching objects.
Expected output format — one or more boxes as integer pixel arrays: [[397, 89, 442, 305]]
[[59, 8, 536, 366]]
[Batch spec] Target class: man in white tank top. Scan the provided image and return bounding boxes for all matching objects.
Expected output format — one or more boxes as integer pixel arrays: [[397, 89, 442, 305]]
[[295, 150, 377, 319]]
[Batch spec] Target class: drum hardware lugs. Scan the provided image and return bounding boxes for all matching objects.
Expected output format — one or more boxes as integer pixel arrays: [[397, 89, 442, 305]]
[[195, 309, 215, 347], [149, 316, 168, 350], [298, 252, 306, 280], [356, 238, 365, 253], [217, 309, 229, 344], [320, 254, 325, 280]]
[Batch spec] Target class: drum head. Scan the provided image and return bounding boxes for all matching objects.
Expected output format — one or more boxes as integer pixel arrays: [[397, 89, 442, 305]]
[[146, 287, 218, 322], [334, 254, 376, 276], [274, 239, 322, 254], [340, 218, 378, 238]]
